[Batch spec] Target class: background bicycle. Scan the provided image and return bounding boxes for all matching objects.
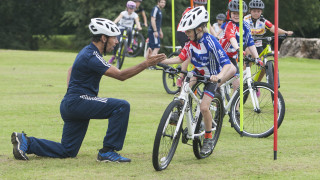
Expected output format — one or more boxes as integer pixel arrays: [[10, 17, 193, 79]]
[[126, 24, 145, 57], [160, 46, 194, 94], [113, 27, 131, 69], [253, 35, 288, 88], [153, 63, 223, 171], [191, 56, 285, 138]]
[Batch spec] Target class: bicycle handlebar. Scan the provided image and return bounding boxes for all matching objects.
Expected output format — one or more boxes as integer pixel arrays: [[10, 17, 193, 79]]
[[253, 34, 287, 42], [157, 63, 221, 83]]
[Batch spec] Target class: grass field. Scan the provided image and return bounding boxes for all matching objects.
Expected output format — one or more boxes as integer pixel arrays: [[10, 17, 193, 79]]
[[0, 49, 319, 179]]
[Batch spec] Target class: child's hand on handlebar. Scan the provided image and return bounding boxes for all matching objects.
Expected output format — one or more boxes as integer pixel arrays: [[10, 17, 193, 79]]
[[210, 75, 222, 83]]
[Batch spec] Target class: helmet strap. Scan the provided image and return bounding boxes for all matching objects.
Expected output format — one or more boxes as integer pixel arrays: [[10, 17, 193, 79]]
[[103, 36, 109, 56]]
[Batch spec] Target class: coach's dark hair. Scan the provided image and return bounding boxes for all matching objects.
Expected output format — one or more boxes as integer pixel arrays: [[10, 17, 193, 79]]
[[157, 0, 165, 3], [92, 34, 103, 42]]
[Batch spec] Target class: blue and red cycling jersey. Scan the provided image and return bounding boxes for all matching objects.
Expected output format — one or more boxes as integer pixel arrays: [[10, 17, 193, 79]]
[[179, 33, 231, 76], [219, 20, 255, 58]]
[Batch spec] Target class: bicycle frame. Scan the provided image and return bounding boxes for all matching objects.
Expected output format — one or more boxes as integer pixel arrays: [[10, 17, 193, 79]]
[[164, 72, 215, 141], [220, 60, 261, 114], [117, 29, 128, 55]]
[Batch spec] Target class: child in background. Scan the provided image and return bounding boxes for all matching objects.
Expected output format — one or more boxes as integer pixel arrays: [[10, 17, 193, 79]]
[[210, 13, 226, 40], [134, 0, 148, 27], [109, 1, 142, 63]]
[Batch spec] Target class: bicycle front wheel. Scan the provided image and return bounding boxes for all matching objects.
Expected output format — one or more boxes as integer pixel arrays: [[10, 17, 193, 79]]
[[116, 41, 126, 69], [152, 100, 183, 171], [230, 82, 285, 138], [193, 93, 224, 159], [266, 60, 280, 88], [127, 32, 145, 57], [162, 52, 181, 94]]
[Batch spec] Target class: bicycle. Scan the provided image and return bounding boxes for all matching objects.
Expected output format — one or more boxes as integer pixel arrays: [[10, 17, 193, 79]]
[[114, 27, 132, 69], [253, 35, 287, 88], [153, 63, 224, 171], [161, 46, 194, 94], [126, 24, 145, 57], [192, 56, 285, 138]]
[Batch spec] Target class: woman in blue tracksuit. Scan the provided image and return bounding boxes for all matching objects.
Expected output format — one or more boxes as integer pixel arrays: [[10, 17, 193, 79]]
[[11, 18, 166, 163]]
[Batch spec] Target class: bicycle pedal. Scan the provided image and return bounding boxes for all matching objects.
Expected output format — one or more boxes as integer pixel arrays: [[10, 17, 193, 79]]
[[182, 128, 189, 144]]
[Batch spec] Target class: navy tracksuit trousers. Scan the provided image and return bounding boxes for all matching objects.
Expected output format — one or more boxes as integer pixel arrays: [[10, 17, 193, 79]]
[[26, 96, 130, 158]]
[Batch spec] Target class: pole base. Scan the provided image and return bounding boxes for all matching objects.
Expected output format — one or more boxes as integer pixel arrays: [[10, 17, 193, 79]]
[[274, 151, 277, 160]]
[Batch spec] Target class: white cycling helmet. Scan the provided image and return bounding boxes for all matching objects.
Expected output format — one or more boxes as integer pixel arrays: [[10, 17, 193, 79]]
[[88, 18, 121, 36], [178, 6, 209, 32]]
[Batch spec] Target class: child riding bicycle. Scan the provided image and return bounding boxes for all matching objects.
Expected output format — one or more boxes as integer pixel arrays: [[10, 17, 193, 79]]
[[244, 0, 293, 82], [161, 6, 236, 155], [109, 1, 142, 63], [219, 0, 263, 97], [176, 0, 208, 87]]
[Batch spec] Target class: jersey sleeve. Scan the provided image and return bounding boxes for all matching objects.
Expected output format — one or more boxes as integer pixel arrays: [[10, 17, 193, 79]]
[[244, 22, 255, 47], [133, 12, 139, 19], [151, 7, 158, 18], [88, 52, 111, 75], [207, 36, 231, 67], [178, 43, 190, 61], [264, 19, 273, 29], [224, 22, 236, 41]]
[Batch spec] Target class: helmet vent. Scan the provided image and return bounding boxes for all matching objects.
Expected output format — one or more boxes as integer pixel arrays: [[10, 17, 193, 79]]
[[197, 10, 202, 15], [105, 24, 109, 28], [90, 25, 97, 32], [111, 27, 115, 32], [97, 22, 103, 26], [188, 19, 192, 26], [183, 21, 186, 27]]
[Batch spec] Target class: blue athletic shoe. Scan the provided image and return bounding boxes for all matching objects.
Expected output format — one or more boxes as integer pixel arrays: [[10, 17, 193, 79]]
[[11, 132, 29, 160], [97, 151, 131, 163]]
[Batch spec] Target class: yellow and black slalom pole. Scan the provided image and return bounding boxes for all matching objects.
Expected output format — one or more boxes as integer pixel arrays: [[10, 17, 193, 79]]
[[207, 0, 211, 30], [239, 0, 244, 136], [172, 0, 176, 53]]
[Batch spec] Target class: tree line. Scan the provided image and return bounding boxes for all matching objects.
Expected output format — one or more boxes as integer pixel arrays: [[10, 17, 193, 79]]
[[0, 0, 319, 50]]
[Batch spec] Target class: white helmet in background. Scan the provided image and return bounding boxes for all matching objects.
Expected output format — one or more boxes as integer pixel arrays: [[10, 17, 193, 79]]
[[178, 6, 209, 32], [88, 18, 121, 36]]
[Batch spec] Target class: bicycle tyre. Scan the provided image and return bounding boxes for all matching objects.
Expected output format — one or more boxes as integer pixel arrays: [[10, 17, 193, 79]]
[[266, 60, 280, 88], [230, 82, 285, 138], [126, 32, 145, 57], [193, 93, 224, 159], [162, 52, 181, 94], [116, 40, 127, 69], [152, 100, 183, 171]]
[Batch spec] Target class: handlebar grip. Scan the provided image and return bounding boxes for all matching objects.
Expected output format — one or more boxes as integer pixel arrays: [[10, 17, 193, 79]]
[[157, 63, 172, 70]]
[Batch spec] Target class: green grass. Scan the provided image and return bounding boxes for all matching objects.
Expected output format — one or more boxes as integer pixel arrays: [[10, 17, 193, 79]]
[[0, 50, 319, 179]]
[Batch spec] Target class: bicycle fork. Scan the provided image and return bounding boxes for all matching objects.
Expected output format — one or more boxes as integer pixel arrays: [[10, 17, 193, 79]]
[[245, 66, 261, 112]]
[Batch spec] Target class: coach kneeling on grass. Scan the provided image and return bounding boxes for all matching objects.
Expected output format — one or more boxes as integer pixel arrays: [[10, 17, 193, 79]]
[[11, 18, 166, 163]]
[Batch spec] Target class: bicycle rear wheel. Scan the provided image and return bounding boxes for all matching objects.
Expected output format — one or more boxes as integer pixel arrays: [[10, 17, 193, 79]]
[[127, 32, 145, 57], [266, 60, 280, 88], [193, 93, 224, 159], [152, 100, 183, 171], [162, 52, 181, 94], [230, 82, 285, 138], [116, 41, 127, 69]]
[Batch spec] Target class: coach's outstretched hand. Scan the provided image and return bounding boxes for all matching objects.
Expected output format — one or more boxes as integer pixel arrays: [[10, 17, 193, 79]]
[[145, 48, 167, 67]]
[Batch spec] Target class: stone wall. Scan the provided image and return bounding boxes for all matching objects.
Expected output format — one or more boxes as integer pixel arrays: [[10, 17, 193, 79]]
[[280, 38, 320, 59]]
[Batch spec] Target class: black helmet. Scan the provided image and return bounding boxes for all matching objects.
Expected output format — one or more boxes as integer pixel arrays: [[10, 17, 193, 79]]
[[216, 13, 226, 21], [249, 0, 265, 9], [228, 0, 248, 13]]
